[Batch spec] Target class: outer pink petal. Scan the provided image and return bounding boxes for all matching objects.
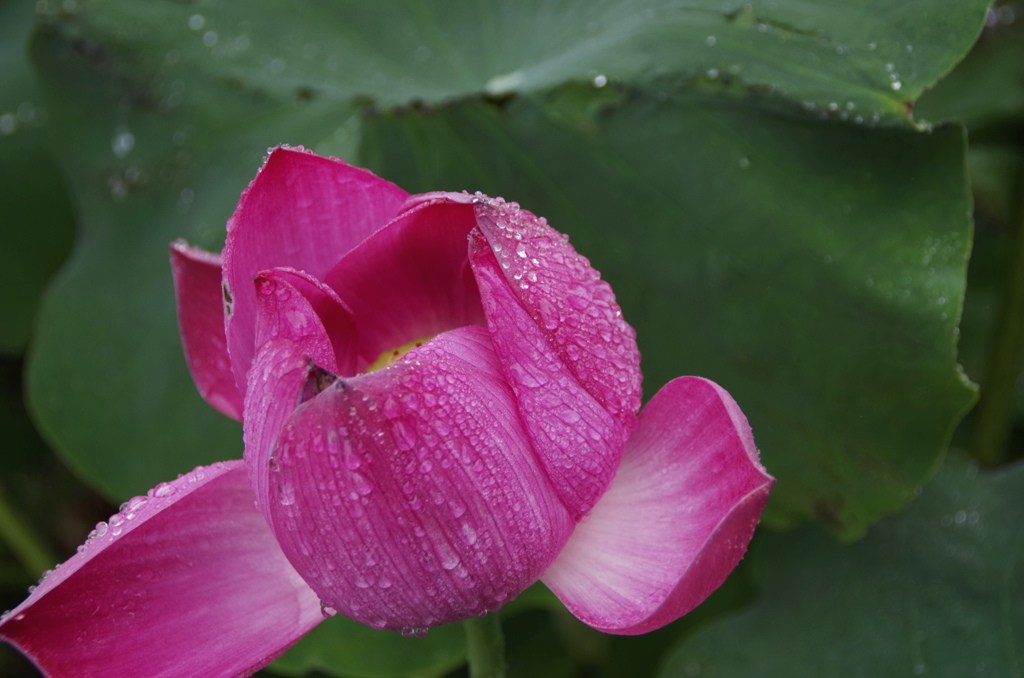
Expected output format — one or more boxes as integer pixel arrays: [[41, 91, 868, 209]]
[[260, 326, 573, 631], [223, 146, 408, 394], [322, 195, 484, 363], [0, 462, 323, 678], [170, 241, 242, 420], [542, 377, 774, 635]]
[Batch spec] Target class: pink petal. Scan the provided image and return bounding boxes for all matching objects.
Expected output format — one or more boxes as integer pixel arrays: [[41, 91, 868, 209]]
[[322, 195, 485, 363], [170, 241, 242, 420], [471, 197, 642, 431], [244, 268, 358, 526], [223, 146, 408, 395], [0, 461, 323, 677], [469, 224, 631, 520], [260, 326, 573, 631], [244, 338, 316, 537], [541, 377, 774, 635]]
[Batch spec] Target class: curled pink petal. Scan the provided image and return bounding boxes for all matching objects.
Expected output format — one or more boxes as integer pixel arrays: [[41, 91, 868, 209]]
[[471, 251, 624, 520], [262, 326, 573, 631], [468, 196, 642, 519], [253, 268, 361, 376], [170, 241, 242, 420], [322, 195, 484, 363], [243, 338, 320, 537], [223, 146, 408, 395], [471, 197, 642, 430], [542, 377, 774, 634], [0, 462, 322, 677]]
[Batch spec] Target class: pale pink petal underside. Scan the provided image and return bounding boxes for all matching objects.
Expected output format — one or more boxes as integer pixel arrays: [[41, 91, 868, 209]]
[[322, 196, 484, 364], [470, 236, 624, 520], [170, 241, 242, 420], [223, 146, 408, 395], [542, 377, 774, 635], [263, 326, 573, 631], [0, 462, 322, 678]]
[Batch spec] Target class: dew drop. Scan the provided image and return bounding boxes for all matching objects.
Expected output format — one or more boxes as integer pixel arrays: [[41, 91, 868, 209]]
[[393, 420, 417, 451], [151, 482, 176, 498], [461, 523, 478, 545], [111, 127, 135, 158], [352, 472, 374, 497], [278, 481, 296, 506], [449, 500, 467, 518]]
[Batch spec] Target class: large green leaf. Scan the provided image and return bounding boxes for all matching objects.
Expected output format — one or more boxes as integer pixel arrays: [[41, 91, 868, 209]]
[[916, 16, 1024, 134], [361, 92, 976, 536], [25, 1, 984, 528], [917, 14, 1024, 454], [659, 454, 1024, 677], [0, 0, 75, 354], [34, 0, 987, 122]]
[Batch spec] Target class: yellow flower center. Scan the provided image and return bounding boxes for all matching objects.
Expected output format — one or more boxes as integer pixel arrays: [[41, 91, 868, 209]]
[[366, 335, 435, 372]]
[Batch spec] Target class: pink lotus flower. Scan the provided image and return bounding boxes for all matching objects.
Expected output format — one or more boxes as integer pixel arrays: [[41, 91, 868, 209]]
[[0, 147, 773, 677]]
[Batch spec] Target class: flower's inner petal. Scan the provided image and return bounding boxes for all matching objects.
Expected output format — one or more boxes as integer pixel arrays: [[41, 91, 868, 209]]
[[244, 338, 321, 534], [256, 267, 364, 376], [0, 461, 322, 678], [264, 326, 573, 631], [323, 197, 485, 363], [470, 237, 624, 520], [170, 241, 243, 420], [223, 146, 408, 396], [244, 270, 356, 521], [472, 197, 642, 432], [542, 377, 774, 635]]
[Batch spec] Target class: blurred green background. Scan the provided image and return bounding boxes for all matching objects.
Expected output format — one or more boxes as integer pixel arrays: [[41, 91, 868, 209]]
[[1, 0, 1022, 676]]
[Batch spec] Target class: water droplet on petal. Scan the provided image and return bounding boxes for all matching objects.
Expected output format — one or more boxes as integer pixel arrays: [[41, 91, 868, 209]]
[[150, 482, 176, 498]]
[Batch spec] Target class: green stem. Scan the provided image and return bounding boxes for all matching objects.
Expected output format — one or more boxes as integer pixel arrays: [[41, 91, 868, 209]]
[[0, 483, 57, 578], [464, 614, 506, 678], [971, 155, 1024, 466]]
